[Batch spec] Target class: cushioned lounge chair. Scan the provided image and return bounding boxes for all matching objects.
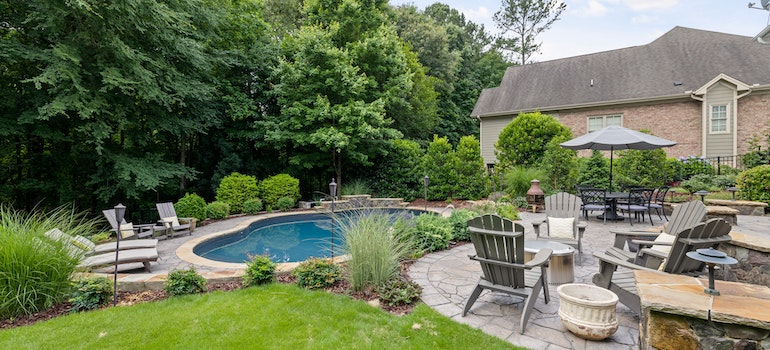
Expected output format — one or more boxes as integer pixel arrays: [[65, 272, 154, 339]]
[[45, 228, 159, 272]]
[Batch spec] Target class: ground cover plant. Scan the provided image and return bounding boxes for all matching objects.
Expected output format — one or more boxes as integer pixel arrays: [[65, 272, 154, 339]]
[[0, 283, 523, 350]]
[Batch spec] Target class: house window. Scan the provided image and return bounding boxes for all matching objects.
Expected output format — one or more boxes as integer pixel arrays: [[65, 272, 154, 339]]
[[710, 105, 728, 133], [587, 115, 622, 132]]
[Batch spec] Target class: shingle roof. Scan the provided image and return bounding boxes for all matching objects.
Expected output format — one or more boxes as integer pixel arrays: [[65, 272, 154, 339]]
[[472, 26, 770, 117]]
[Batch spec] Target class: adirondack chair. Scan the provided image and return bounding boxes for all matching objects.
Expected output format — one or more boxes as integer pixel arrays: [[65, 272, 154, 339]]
[[531, 192, 587, 258], [463, 214, 552, 334], [156, 202, 196, 238], [102, 209, 164, 240], [592, 218, 732, 313], [606, 200, 708, 261]]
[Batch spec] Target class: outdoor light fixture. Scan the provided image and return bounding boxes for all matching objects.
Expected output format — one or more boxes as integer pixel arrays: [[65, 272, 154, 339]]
[[329, 178, 337, 258], [423, 175, 429, 211], [695, 190, 709, 203], [113, 203, 126, 307], [686, 248, 738, 296], [727, 187, 738, 201]]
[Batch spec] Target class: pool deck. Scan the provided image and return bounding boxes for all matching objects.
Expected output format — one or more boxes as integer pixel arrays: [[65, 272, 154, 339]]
[[102, 208, 770, 349]]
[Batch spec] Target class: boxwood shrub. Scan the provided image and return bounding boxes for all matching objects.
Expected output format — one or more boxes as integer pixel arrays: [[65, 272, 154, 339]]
[[215, 172, 259, 214], [206, 201, 230, 220], [174, 193, 207, 222], [259, 174, 300, 209]]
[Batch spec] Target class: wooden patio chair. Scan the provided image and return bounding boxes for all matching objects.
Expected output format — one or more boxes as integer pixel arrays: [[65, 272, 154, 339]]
[[463, 214, 552, 334], [531, 192, 587, 259], [592, 218, 732, 313], [156, 202, 197, 238], [606, 200, 707, 261], [102, 209, 164, 240]]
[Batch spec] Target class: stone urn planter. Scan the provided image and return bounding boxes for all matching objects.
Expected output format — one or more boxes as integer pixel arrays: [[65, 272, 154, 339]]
[[557, 283, 619, 340]]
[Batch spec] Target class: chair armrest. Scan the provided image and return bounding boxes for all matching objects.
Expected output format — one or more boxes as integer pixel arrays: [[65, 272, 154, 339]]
[[531, 219, 546, 238], [576, 221, 587, 239], [593, 251, 658, 272], [524, 248, 552, 268], [609, 229, 661, 249], [469, 255, 540, 270]]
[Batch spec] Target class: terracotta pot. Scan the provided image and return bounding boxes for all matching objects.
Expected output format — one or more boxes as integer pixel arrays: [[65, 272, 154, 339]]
[[557, 283, 619, 340]]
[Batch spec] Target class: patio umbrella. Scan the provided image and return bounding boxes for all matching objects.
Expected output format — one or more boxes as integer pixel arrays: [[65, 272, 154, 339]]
[[560, 125, 676, 192]]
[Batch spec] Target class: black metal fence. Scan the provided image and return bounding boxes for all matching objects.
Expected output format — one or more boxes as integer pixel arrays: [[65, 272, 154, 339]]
[[704, 155, 745, 174]]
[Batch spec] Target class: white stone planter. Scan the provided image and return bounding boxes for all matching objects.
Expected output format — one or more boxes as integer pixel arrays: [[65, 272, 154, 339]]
[[557, 283, 619, 340]]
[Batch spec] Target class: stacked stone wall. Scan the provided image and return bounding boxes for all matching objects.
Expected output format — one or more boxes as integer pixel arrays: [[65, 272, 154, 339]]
[[647, 312, 770, 350]]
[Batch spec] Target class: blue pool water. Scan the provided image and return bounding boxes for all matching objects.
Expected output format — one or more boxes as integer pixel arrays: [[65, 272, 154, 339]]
[[193, 209, 424, 263]]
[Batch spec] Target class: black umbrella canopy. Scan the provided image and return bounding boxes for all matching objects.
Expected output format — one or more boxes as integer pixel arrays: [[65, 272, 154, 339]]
[[560, 125, 677, 191]]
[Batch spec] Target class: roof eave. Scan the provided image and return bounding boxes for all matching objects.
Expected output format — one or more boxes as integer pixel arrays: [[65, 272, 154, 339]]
[[472, 93, 694, 119]]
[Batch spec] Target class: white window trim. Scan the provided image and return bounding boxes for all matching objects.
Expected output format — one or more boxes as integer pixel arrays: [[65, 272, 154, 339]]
[[709, 103, 730, 134], [587, 114, 623, 133]]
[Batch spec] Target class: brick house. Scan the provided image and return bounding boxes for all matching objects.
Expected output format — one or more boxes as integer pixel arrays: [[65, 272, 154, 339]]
[[471, 27, 770, 167]]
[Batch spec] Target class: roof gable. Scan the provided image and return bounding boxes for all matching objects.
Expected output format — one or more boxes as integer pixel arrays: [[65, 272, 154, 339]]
[[473, 27, 770, 118]]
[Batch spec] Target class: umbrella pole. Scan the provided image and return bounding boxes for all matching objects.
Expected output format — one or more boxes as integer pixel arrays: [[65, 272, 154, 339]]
[[609, 146, 614, 193]]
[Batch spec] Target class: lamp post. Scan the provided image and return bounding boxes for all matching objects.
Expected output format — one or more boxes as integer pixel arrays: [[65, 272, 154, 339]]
[[695, 190, 709, 203], [423, 175, 429, 211], [329, 178, 337, 258], [113, 203, 126, 307], [686, 248, 738, 296]]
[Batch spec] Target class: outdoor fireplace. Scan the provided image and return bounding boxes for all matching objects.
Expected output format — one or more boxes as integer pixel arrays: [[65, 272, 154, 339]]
[[526, 179, 545, 212]]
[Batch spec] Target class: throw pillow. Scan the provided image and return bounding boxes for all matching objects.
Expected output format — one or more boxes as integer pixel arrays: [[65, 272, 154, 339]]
[[120, 223, 135, 239], [650, 232, 675, 255], [162, 216, 180, 228], [547, 217, 574, 239]]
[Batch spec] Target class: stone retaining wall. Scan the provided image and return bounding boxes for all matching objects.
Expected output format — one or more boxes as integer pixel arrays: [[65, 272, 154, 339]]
[[315, 195, 408, 210], [646, 312, 770, 349], [719, 232, 770, 288]]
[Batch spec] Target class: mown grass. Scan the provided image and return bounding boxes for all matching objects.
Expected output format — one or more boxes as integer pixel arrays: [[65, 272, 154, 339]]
[[0, 283, 523, 350]]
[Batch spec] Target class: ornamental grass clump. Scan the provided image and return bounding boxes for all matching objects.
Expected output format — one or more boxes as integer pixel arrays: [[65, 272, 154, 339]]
[[340, 210, 413, 292], [0, 205, 98, 319]]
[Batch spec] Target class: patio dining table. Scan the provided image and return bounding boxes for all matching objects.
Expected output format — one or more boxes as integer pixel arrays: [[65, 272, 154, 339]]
[[597, 192, 628, 221]]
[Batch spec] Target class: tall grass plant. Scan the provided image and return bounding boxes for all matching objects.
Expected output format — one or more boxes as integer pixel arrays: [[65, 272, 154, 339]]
[[340, 210, 413, 291], [0, 206, 98, 319]]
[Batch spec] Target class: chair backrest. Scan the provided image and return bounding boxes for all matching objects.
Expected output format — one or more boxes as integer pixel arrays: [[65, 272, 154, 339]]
[[580, 187, 607, 206], [467, 214, 526, 288], [665, 200, 707, 236], [543, 192, 582, 238], [102, 209, 127, 230], [626, 188, 649, 206], [156, 202, 177, 219], [654, 186, 670, 204], [662, 218, 732, 274]]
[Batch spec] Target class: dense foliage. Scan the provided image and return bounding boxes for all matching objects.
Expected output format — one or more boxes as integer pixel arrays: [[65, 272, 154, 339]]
[[205, 201, 230, 220], [174, 193, 207, 222], [215, 172, 259, 214], [69, 277, 113, 313], [258, 174, 300, 210], [292, 258, 342, 289], [0, 0, 509, 213], [242, 255, 276, 287], [575, 151, 610, 190], [164, 268, 207, 296], [0, 206, 97, 319], [495, 112, 572, 169], [614, 147, 668, 188], [737, 165, 770, 204]]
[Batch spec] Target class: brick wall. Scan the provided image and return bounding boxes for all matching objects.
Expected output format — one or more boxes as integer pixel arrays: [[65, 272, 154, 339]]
[[737, 92, 770, 154]]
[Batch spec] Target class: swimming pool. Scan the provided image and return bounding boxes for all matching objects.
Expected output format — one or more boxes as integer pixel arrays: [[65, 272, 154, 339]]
[[193, 208, 425, 264]]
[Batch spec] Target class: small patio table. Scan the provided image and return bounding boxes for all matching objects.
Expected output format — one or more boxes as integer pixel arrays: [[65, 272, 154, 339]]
[[597, 192, 628, 221], [524, 240, 575, 284]]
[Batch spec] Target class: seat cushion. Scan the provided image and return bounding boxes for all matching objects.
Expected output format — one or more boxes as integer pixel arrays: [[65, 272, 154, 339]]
[[162, 216, 181, 228], [547, 217, 574, 238]]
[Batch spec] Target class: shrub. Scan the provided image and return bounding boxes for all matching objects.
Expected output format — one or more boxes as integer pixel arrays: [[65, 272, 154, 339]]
[[680, 174, 715, 193], [678, 156, 713, 179], [0, 206, 96, 319], [421, 135, 458, 200], [206, 201, 230, 219], [454, 136, 488, 200], [259, 174, 300, 209], [737, 164, 770, 203], [341, 211, 413, 291], [615, 144, 668, 188], [376, 276, 422, 307], [408, 213, 453, 253], [367, 139, 424, 201], [494, 111, 572, 168], [243, 198, 264, 215], [341, 179, 371, 196], [164, 268, 207, 296], [512, 196, 529, 209], [541, 134, 578, 192], [502, 166, 549, 197], [495, 203, 520, 220], [215, 172, 259, 213], [69, 276, 113, 313], [242, 255, 276, 287], [174, 193, 207, 222], [576, 150, 610, 189], [446, 209, 478, 241], [292, 258, 341, 289], [276, 196, 296, 212]]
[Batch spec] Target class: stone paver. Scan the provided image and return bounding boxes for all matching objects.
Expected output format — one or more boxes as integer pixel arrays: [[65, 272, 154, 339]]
[[102, 208, 770, 350]]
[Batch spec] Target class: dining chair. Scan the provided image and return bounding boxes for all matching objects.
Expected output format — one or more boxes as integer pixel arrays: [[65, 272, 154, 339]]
[[617, 188, 653, 226], [648, 186, 669, 221], [579, 187, 610, 224]]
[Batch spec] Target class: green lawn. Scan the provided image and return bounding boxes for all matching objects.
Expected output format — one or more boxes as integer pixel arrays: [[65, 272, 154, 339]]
[[0, 283, 524, 349]]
